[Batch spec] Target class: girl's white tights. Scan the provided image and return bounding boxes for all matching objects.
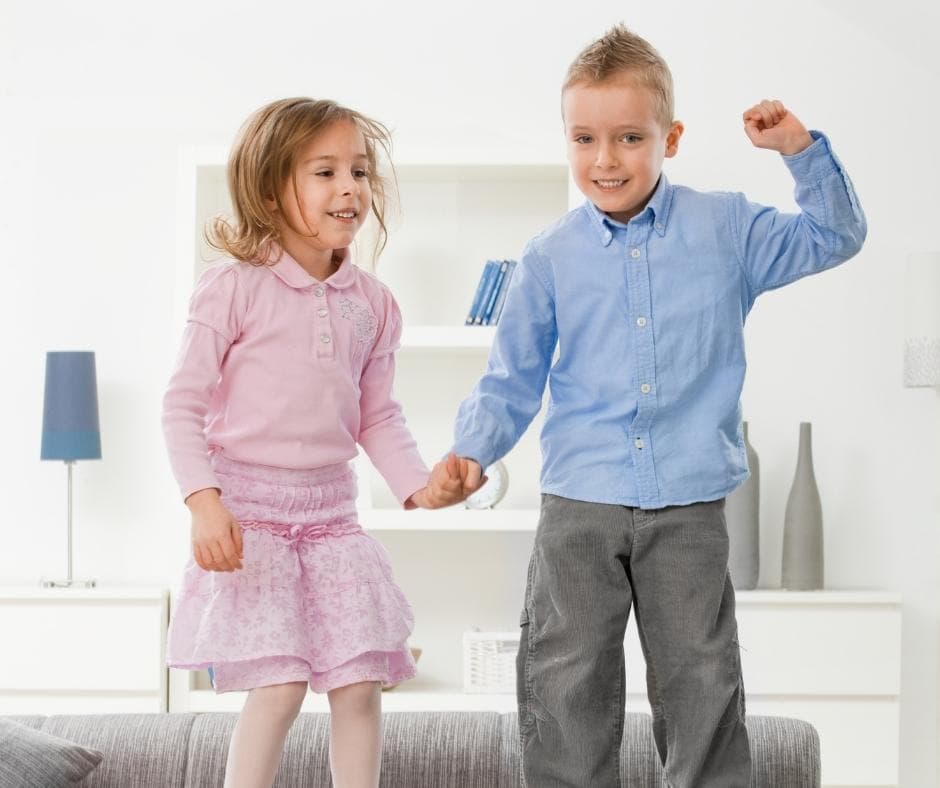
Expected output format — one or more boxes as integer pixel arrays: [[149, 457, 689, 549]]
[[223, 681, 307, 788], [222, 680, 382, 788], [327, 681, 383, 788]]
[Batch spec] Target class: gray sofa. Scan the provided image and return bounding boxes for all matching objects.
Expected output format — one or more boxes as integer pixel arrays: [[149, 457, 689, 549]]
[[6, 711, 820, 787]]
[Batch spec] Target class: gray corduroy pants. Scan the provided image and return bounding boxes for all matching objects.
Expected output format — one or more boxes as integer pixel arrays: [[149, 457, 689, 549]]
[[517, 494, 751, 787]]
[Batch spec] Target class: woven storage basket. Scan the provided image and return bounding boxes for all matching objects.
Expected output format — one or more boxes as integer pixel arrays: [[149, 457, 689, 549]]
[[462, 631, 520, 693]]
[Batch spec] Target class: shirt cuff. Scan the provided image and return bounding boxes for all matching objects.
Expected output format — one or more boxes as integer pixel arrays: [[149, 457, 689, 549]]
[[379, 462, 430, 508], [180, 471, 222, 502], [451, 438, 494, 471], [781, 130, 837, 181]]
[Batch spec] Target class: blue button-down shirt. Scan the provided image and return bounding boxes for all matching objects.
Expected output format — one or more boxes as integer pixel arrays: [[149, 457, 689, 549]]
[[453, 132, 866, 509]]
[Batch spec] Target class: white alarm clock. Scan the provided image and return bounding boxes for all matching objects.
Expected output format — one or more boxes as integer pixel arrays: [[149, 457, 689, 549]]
[[465, 460, 509, 509]]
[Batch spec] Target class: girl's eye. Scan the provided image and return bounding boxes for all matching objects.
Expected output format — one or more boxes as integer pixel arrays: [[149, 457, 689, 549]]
[[316, 170, 333, 177], [353, 169, 369, 179]]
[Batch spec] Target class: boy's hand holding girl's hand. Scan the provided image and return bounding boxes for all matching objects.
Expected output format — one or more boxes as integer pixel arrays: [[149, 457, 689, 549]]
[[409, 452, 487, 509], [186, 488, 244, 572], [743, 100, 813, 156]]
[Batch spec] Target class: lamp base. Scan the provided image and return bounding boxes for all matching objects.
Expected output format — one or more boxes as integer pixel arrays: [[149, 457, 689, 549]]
[[40, 577, 97, 589]]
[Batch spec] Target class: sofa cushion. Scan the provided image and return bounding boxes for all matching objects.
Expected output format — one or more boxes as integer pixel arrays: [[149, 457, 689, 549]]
[[749, 715, 821, 787], [39, 713, 196, 787], [186, 711, 507, 788], [381, 712, 505, 788], [184, 712, 334, 788], [0, 716, 103, 786]]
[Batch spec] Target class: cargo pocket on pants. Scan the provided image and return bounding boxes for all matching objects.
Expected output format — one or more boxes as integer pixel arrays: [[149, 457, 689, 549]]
[[517, 605, 535, 736]]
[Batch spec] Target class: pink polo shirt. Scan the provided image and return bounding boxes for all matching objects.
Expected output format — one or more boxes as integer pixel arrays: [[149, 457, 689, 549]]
[[162, 250, 429, 505]]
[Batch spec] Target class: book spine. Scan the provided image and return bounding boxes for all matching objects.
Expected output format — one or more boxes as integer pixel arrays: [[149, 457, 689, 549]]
[[465, 261, 496, 325], [473, 261, 500, 325], [488, 259, 517, 325], [481, 260, 509, 325]]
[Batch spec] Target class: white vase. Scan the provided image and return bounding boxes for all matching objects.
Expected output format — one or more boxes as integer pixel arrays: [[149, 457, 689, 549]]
[[781, 422, 824, 590], [726, 422, 760, 590]]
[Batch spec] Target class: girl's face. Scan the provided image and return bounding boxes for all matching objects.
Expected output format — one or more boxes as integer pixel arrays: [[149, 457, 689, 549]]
[[277, 119, 373, 260]]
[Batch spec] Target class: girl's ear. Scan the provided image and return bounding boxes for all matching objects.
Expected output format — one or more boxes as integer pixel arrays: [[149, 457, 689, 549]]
[[665, 120, 684, 159]]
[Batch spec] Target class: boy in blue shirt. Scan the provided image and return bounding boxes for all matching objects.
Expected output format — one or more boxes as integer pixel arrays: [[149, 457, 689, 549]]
[[439, 23, 865, 787]]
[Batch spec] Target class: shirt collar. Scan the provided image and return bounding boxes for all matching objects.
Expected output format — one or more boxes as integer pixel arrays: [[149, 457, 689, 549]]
[[268, 247, 357, 290], [582, 173, 673, 246]]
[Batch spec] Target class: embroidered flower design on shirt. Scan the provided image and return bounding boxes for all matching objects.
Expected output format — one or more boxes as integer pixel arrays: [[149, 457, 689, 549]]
[[339, 297, 378, 343]]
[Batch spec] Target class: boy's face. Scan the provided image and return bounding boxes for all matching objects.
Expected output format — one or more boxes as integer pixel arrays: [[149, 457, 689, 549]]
[[563, 76, 682, 224]]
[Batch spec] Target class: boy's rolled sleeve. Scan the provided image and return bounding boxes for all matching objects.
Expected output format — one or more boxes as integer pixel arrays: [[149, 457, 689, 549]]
[[731, 130, 867, 301]]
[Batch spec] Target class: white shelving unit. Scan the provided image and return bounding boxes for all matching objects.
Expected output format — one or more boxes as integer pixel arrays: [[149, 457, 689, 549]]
[[361, 508, 538, 532]]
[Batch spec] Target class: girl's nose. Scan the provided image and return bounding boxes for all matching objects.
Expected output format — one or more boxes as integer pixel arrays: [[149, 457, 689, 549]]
[[339, 174, 360, 197]]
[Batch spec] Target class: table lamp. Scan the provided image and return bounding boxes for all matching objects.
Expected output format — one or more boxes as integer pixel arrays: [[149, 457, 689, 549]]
[[40, 351, 101, 588]]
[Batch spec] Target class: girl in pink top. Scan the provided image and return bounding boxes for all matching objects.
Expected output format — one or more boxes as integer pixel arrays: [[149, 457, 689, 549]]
[[162, 97, 471, 788]]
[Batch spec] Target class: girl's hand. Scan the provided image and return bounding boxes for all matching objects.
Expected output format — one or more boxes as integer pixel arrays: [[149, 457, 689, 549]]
[[742, 100, 813, 156], [185, 488, 244, 572], [409, 453, 486, 509]]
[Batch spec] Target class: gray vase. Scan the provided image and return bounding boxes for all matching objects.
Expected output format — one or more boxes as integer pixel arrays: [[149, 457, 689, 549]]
[[726, 422, 760, 590], [781, 422, 824, 590]]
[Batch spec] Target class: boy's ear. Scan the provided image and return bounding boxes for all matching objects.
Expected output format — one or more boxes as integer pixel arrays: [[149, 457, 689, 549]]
[[665, 120, 684, 158]]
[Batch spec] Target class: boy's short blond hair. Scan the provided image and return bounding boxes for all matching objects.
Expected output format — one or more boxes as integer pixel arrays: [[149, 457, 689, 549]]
[[563, 24, 675, 131]]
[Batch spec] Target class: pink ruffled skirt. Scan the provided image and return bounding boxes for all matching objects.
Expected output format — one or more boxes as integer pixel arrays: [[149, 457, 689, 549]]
[[166, 453, 417, 693]]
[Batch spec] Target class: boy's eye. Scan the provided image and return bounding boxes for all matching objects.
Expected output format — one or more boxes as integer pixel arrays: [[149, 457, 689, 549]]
[[574, 135, 593, 144], [621, 134, 642, 144]]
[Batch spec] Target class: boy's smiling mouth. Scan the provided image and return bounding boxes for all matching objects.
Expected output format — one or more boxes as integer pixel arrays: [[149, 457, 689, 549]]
[[595, 179, 626, 190]]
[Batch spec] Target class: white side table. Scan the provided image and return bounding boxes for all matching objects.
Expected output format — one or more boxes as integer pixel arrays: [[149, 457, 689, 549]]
[[0, 586, 169, 713]]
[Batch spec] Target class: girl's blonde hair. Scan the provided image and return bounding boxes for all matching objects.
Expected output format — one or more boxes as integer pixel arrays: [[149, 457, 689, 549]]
[[208, 97, 393, 265], [563, 24, 675, 131]]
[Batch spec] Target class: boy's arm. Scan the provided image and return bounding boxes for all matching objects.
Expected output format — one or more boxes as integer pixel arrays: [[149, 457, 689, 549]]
[[732, 100, 867, 301], [452, 243, 557, 468]]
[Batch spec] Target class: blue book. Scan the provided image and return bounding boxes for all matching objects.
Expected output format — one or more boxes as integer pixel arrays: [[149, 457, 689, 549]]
[[473, 261, 501, 325], [482, 260, 510, 325], [487, 259, 517, 325], [465, 261, 497, 325]]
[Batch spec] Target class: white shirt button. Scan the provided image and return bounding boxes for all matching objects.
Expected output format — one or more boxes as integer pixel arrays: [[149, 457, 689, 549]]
[[655, 222, 664, 231], [640, 383, 651, 394], [320, 334, 331, 344], [317, 308, 328, 318], [634, 437, 644, 450], [630, 248, 641, 259], [314, 287, 325, 297], [636, 317, 647, 327]]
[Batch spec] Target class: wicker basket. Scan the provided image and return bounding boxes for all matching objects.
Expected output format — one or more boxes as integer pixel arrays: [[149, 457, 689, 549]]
[[462, 631, 521, 693]]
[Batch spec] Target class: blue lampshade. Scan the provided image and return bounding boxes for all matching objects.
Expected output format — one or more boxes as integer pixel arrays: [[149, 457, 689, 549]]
[[40, 351, 102, 461]]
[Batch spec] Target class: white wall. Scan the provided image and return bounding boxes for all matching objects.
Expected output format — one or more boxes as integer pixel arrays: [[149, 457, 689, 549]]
[[1, 0, 937, 783]]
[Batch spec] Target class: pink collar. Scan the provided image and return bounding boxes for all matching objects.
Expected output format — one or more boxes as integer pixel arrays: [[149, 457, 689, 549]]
[[268, 248, 357, 290]]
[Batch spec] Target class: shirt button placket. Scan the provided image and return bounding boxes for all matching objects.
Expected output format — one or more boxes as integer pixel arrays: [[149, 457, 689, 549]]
[[313, 285, 333, 359], [625, 234, 658, 506]]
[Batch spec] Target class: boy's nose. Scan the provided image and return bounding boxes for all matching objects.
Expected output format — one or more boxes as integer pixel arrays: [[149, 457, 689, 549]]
[[595, 147, 618, 168]]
